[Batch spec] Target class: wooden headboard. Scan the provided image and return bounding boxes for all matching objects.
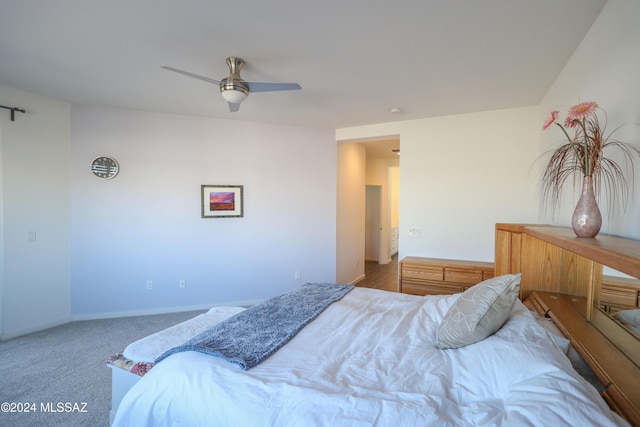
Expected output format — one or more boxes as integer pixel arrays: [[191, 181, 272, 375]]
[[495, 223, 640, 426]]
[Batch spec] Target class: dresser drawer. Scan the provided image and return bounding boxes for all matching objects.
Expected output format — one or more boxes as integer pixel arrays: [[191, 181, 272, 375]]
[[399, 257, 495, 297], [601, 285, 638, 309], [401, 280, 463, 296], [402, 265, 443, 282], [444, 268, 483, 285]]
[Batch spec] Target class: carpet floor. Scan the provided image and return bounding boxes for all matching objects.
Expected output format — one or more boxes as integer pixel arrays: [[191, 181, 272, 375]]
[[0, 264, 398, 427], [0, 310, 204, 427]]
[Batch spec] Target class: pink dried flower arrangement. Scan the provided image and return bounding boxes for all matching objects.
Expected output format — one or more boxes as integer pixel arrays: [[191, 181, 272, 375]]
[[539, 101, 640, 215]]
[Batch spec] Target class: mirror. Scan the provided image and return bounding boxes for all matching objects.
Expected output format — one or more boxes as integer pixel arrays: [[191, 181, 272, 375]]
[[600, 267, 640, 336], [593, 266, 640, 367]]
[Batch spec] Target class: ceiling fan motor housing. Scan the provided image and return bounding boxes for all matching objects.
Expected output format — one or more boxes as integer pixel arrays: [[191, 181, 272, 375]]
[[220, 57, 249, 102]]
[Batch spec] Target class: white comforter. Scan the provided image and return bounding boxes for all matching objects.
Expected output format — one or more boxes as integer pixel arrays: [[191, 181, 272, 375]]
[[113, 287, 627, 427]]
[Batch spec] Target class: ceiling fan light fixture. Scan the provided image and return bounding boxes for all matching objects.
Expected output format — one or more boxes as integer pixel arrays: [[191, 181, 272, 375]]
[[220, 77, 249, 104], [221, 88, 248, 104]]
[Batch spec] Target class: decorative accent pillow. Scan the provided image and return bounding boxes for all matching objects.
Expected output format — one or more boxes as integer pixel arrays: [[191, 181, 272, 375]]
[[436, 273, 521, 349]]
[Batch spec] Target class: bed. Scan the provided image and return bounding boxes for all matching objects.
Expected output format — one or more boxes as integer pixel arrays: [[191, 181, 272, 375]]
[[108, 276, 627, 427]]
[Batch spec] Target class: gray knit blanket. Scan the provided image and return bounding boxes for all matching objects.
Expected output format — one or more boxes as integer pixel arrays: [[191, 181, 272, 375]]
[[155, 283, 354, 370]]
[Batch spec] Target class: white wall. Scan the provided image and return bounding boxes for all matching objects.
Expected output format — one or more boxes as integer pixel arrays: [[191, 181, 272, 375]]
[[336, 142, 366, 284], [389, 164, 400, 228], [337, 106, 540, 263], [364, 185, 381, 262], [337, 0, 640, 263], [540, 0, 640, 239], [0, 85, 72, 340], [71, 106, 337, 318]]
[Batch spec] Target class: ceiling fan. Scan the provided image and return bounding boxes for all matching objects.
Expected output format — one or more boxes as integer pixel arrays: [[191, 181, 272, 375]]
[[161, 57, 301, 112]]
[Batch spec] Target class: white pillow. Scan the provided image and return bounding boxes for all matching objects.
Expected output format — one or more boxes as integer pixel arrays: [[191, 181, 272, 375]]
[[612, 309, 640, 336], [436, 273, 521, 349]]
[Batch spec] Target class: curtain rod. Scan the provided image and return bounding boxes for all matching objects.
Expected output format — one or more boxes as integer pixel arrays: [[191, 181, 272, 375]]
[[0, 105, 26, 121]]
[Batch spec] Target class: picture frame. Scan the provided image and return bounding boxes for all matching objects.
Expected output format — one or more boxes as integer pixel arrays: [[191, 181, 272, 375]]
[[201, 185, 244, 218]]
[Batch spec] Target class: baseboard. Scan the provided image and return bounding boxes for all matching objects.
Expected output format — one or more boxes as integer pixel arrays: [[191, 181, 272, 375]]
[[1, 300, 267, 339], [1, 315, 73, 341], [72, 299, 265, 322], [350, 274, 366, 285], [364, 257, 393, 265]]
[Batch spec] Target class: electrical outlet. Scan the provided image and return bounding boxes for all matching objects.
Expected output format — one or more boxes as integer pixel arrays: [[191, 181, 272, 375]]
[[179, 279, 186, 288], [294, 271, 301, 280], [408, 228, 421, 237], [146, 280, 153, 290]]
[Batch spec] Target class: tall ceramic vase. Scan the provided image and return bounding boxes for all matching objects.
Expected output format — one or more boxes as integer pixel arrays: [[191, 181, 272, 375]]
[[571, 176, 602, 238]]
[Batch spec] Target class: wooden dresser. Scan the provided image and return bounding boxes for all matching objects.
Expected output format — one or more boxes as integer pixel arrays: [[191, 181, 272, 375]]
[[495, 223, 640, 426], [601, 275, 640, 314], [399, 257, 494, 296]]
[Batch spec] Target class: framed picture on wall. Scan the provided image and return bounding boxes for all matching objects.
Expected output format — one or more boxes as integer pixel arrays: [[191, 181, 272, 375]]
[[201, 185, 244, 218]]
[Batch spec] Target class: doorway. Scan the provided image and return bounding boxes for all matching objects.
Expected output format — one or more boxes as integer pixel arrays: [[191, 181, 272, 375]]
[[335, 136, 400, 285]]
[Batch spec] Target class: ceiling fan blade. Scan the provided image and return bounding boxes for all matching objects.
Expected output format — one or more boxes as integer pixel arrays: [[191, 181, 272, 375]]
[[161, 65, 220, 85], [245, 81, 301, 93], [228, 102, 241, 112]]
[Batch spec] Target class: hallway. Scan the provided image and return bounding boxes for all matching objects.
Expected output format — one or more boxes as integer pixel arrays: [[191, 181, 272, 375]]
[[355, 254, 399, 292]]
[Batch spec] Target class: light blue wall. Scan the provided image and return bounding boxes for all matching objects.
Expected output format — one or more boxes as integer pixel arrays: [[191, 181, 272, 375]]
[[70, 106, 337, 318]]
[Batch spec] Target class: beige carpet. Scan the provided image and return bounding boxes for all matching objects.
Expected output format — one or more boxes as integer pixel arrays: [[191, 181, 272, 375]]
[[0, 310, 204, 427]]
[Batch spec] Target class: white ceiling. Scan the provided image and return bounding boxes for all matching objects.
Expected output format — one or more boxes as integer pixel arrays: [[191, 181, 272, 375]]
[[0, 0, 607, 129], [361, 138, 401, 160]]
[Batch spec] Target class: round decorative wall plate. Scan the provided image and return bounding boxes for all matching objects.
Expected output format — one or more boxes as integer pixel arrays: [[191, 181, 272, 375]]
[[90, 156, 119, 179]]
